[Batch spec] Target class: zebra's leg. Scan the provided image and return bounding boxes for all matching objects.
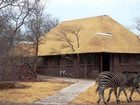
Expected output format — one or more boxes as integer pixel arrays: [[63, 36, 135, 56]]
[[97, 84, 101, 104], [117, 87, 122, 102], [118, 87, 130, 103], [101, 89, 107, 105], [136, 88, 140, 95], [122, 88, 130, 103], [114, 88, 120, 104], [97, 91, 101, 103], [107, 88, 114, 102], [129, 87, 140, 102], [97, 86, 102, 104], [129, 87, 135, 102], [97, 87, 107, 105], [97, 94, 107, 105]]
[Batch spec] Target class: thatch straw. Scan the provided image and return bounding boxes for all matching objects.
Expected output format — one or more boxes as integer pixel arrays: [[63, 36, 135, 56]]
[[38, 15, 140, 56]]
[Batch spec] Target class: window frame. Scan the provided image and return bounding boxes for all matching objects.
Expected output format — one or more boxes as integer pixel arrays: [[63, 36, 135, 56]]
[[80, 54, 99, 66], [80, 55, 86, 66], [43, 57, 48, 66], [119, 54, 129, 65], [136, 55, 140, 65], [54, 56, 60, 66], [64, 55, 73, 67]]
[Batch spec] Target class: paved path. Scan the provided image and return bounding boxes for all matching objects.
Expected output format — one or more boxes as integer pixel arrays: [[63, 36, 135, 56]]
[[35, 79, 95, 105]]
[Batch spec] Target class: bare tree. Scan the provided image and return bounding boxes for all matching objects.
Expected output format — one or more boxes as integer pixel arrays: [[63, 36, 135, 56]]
[[0, 0, 17, 10], [51, 24, 82, 77], [134, 17, 140, 35], [52, 25, 81, 52], [0, 0, 40, 81], [25, 1, 58, 77], [0, 0, 57, 80]]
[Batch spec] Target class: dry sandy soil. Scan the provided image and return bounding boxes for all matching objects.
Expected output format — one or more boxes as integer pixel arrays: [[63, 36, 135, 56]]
[[71, 84, 140, 105], [0, 75, 139, 105], [0, 76, 71, 105]]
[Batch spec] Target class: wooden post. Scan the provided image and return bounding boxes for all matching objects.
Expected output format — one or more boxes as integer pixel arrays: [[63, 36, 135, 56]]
[[84, 59, 87, 78], [110, 54, 114, 72], [100, 54, 103, 72]]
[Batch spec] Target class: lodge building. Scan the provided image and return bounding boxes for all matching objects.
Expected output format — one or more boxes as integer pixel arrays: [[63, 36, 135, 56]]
[[37, 15, 140, 78]]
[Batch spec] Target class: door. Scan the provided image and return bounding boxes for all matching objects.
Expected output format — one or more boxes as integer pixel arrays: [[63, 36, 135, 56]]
[[102, 53, 110, 71]]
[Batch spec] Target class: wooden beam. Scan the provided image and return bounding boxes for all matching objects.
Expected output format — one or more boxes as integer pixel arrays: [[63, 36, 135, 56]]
[[100, 54, 103, 72]]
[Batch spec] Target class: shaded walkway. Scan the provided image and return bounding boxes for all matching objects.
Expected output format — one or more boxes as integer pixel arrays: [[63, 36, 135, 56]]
[[35, 79, 95, 105]]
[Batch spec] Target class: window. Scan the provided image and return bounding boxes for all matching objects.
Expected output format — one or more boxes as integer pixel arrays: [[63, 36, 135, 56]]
[[119, 54, 129, 64], [136, 55, 140, 64], [63, 55, 73, 66], [80, 55, 86, 65], [54, 56, 60, 66], [43, 57, 48, 66], [93, 54, 99, 65], [86, 54, 99, 65], [86, 55, 92, 65], [80, 54, 99, 65], [65, 59, 73, 66]]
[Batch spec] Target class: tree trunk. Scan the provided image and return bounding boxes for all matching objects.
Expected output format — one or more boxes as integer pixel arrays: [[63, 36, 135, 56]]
[[32, 43, 39, 78]]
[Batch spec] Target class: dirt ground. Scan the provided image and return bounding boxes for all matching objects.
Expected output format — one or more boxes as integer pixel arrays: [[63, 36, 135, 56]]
[[0, 75, 139, 105], [71, 84, 140, 105], [0, 75, 72, 105]]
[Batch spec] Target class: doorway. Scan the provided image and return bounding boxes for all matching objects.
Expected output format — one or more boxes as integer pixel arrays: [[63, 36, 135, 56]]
[[102, 53, 110, 71]]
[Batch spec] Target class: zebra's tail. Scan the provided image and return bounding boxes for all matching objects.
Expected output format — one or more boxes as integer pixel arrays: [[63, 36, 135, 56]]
[[95, 74, 101, 83], [95, 84, 99, 93], [95, 75, 101, 93]]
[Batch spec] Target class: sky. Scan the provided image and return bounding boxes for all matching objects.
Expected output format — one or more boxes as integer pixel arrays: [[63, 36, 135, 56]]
[[46, 0, 140, 29]]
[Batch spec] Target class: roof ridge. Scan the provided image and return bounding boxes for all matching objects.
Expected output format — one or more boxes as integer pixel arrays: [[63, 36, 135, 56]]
[[62, 15, 111, 23]]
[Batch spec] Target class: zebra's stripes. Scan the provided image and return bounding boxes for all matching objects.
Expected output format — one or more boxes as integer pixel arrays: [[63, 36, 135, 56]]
[[95, 71, 140, 104], [119, 71, 140, 102], [96, 71, 124, 104], [107, 71, 140, 103]]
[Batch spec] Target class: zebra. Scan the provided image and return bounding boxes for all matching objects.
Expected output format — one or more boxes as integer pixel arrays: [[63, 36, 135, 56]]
[[95, 71, 127, 104], [116, 71, 140, 102], [95, 71, 140, 104], [106, 71, 140, 103]]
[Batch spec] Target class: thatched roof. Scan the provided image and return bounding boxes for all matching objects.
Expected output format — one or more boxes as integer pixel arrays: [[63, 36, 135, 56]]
[[38, 15, 140, 56]]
